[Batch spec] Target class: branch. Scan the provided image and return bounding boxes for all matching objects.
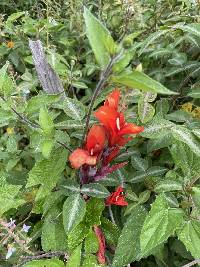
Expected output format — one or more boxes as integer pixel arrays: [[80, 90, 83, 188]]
[[81, 55, 119, 145], [15, 251, 68, 267], [182, 259, 200, 267], [0, 95, 39, 129]]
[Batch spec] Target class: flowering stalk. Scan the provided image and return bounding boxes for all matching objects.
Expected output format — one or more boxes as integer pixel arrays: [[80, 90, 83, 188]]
[[82, 54, 121, 145], [69, 88, 144, 187]]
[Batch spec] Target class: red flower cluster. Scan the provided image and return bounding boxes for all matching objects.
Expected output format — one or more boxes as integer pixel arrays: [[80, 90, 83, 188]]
[[69, 89, 144, 170]]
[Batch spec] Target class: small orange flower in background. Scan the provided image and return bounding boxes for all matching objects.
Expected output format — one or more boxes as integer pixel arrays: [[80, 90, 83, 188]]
[[7, 41, 15, 49]]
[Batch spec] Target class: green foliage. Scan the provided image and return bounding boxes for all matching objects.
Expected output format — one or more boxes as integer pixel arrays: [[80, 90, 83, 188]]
[[1, 1, 200, 266]]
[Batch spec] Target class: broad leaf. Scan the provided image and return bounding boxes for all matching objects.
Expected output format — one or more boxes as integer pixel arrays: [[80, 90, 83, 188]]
[[172, 126, 200, 157], [112, 206, 147, 267], [84, 228, 99, 254], [128, 166, 168, 183], [177, 220, 200, 259], [131, 155, 148, 171], [26, 148, 67, 200], [26, 93, 60, 114], [140, 194, 183, 257], [170, 141, 200, 177], [83, 7, 116, 68], [0, 173, 25, 215], [187, 87, 200, 98], [138, 92, 156, 123], [101, 217, 120, 247], [140, 117, 173, 139], [41, 139, 54, 159], [139, 30, 169, 55], [178, 23, 200, 38], [155, 180, 183, 193], [63, 194, 86, 234], [39, 106, 54, 136], [63, 97, 85, 121], [85, 198, 105, 226], [81, 183, 110, 198], [68, 221, 89, 252], [41, 206, 67, 251], [0, 62, 13, 96], [82, 255, 98, 267], [111, 70, 177, 95]]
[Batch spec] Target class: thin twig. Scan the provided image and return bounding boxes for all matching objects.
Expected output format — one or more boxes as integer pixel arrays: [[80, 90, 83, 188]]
[[15, 251, 68, 267], [81, 54, 120, 145], [0, 95, 39, 129], [56, 141, 72, 152], [182, 259, 200, 267]]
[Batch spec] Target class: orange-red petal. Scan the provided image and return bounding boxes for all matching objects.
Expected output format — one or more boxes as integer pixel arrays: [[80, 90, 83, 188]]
[[104, 89, 120, 109], [118, 123, 144, 136], [86, 125, 107, 155], [69, 148, 97, 169], [94, 106, 118, 133]]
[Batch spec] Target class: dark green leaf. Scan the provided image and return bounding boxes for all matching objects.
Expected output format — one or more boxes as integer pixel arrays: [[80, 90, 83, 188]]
[[112, 206, 147, 267], [177, 219, 200, 259], [111, 70, 177, 95], [84, 7, 116, 68], [140, 194, 184, 256], [81, 183, 110, 198], [63, 194, 86, 234]]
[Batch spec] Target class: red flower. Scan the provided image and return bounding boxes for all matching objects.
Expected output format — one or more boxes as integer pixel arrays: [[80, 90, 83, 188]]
[[105, 186, 128, 206], [94, 90, 144, 146], [69, 125, 107, 169], [85, 124, 106, 156], [94, 225, 106, 265]]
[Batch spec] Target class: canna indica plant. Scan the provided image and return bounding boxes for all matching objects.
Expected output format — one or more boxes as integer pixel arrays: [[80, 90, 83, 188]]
[[1, 5, 200, 267]]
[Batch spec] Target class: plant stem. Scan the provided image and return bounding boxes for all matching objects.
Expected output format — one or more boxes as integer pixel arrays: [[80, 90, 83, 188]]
[[182, 259, 200, 267], [108, 205, 116, 225], [81, 55, 118, 145], [0, 95, 39, 129], [15, 251, 68, 267]]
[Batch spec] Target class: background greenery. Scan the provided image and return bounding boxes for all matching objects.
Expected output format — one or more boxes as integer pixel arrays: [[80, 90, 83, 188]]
[[0, 0, 200, 266]]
